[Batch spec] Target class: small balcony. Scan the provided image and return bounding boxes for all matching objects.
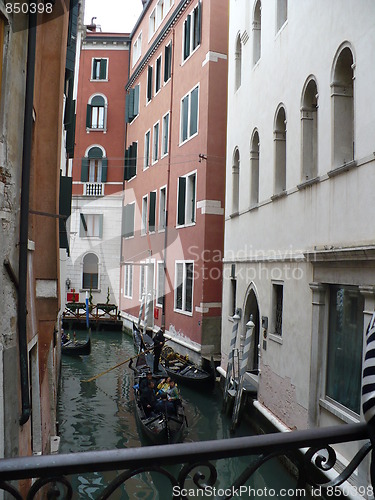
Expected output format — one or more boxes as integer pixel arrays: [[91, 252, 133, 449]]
[[84, 182, 104, 197]]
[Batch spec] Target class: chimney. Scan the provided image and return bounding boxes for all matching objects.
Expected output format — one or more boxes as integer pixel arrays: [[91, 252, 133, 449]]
[[86, 17, 97, 32]]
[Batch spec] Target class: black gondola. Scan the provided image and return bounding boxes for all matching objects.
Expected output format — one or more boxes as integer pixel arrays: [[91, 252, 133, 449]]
[[131, 344, 186, 445], [162, 349, 216, 391], [61, 336, 91, 356]]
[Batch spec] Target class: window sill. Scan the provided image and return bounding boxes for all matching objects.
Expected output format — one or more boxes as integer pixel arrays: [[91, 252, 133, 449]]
[[179, 131, 198, 147], [90, 79, 108, 82], [271, 190, 287, 201], [86, 128, 107, 133], [123, 295, 132, 300], [229, 211, 239, 218], [297, 176, 320, 190], [181, 44, 200, 67], [268, 333, 283, 345], [249, 203, 259, 212], [176, 221, 196, 229], [80, 289, 101, 293], [174, 308, 193, 317], [319, 398, 360, 424], [327, 160, 357, 178]]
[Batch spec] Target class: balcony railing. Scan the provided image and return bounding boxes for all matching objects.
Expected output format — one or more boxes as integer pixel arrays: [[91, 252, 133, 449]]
[[0, 422, 373, 499], [84, 182, 104, 196]]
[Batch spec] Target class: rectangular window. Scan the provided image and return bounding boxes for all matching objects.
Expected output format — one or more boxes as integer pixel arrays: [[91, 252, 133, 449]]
[[276, 0, 288, 32], [180, 85, 199, 143], [157, 261, 164, 307], [80, 214, 103, 238], [123, 264, 133, 298], [89, 159, 102, 183], [122, 203, 135, 238], [141, 195, 148, 235], [149, 9, 156, 39], [159, 186, 166, 230], [155, 55, 161, 93], [272, 283, 283, 336], [144, 130, 151, 169], [124, 142, 138, 181], [177, 172, 196, 226], [91, 106, 104, 129], [157, 0, 164, 24], [183, 2, 201, 61], [326, 285, 364, 414], [175, 262, 194, 314], [133, 32, 142, 67], [153, 122, 159, 163], [162, 112, 169, 156], [147, 65, 153, 102], [149, 191, 156, 233], [92, 58, 108, 80], [164, 42, 172, 82]]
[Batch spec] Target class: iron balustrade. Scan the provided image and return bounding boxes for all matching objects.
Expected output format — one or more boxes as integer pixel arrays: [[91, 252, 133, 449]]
[[0, 422, 374, 498]]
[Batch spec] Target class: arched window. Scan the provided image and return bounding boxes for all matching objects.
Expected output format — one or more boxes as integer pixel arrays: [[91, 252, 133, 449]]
[[250, 130, 260, 205], [232, 148, 240, 214], [301, 78, 318, 181], [82, 253, 99, 290], [235, 34, 242, 91], [86, 94, 107, 130], [253, 1, 261, 65], [81, 146, 108, 186], [331, 45, 354, 168], [276, 0, 287, 32], [274, 106, 287, 194]]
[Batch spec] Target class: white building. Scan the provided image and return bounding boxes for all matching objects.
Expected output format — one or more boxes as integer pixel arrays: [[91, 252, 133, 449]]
[[222, 0, 375, 485]]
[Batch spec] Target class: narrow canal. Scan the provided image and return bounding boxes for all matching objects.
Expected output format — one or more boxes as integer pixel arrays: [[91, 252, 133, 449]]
[[57, 330, 299, 498]]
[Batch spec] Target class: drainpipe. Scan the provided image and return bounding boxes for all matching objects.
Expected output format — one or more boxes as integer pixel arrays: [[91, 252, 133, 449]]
[[18, 11, 37, 426], [161, 28, 175, 328]]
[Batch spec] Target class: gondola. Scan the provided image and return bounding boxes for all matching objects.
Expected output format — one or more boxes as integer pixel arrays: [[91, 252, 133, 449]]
[[162, 347, 216, 391], [131, 345, 186, 445], [61, 336, 91, 356]]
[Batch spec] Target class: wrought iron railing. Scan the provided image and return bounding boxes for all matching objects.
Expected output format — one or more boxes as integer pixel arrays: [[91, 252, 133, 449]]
[[0, 422, 373, 499]]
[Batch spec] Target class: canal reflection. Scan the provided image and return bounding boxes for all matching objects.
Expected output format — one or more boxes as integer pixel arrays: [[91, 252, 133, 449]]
[[57, 330, 298, 498]]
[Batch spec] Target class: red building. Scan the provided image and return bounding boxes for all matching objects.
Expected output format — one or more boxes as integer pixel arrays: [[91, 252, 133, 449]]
[[120, 0, 228, 363], [68, 30, 130, 305]]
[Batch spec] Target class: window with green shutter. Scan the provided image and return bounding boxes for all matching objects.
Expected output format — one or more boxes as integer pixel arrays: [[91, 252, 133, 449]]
[[184, 15, 191, 60], [92, 58, 108, 80], [164, 43, 172, 82], [101, 158, 108, 182], [125, 85, 140, 123], [81, 158, 89, 182]]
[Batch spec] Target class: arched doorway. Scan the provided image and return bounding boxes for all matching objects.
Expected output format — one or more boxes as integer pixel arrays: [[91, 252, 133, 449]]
[[243, 286, 260, 372]]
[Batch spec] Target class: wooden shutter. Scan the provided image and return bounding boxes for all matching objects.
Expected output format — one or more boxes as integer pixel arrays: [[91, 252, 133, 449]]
[[130, 142, 137, 178], [99, 59, 107, 79], [101, 157, 108, 182], [81, 158, 89, 182], [184, 15, 191, 60], [197, 1, 202, 46], [124, 148, 130, 181], [149, 191, 156, 232], [177, 177, 186, 226], [86, 104, 92, 128], [128, 88, 135, 122], [98, 214, 103, 238], [133, 84, 140, 116], [147, 66, 153, 101]]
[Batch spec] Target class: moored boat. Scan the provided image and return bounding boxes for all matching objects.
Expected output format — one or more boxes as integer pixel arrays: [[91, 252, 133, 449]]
[[162, 348, 216, 391], [62, 336, 91, 356]]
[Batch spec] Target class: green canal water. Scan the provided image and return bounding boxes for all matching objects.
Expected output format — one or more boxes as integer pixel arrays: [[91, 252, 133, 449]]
[[57, 330, 300, 499]]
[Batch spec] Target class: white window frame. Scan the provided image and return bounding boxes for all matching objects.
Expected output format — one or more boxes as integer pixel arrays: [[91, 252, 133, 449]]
[[149, 190, 157, 234], [144, 129, 151, 170], [174, 260, 194, 315], [152, 121, 160, 164], [180, 84, 199, 145], [87, 94, 108, 132], [164, 41, 172, 85], [91, 58, 109, 81], [132, 32, 142, 67], [139, 262, 146, 301], [182, 3, 201, 64], [156, 261, 164, 307], [176, 170, 197, 227], [161, 111, 170, 157], [159, 185, 167, 232], [123, 263, 133, 298], [141, 195, 148, 235]]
